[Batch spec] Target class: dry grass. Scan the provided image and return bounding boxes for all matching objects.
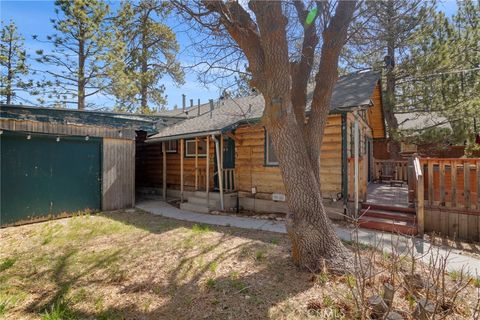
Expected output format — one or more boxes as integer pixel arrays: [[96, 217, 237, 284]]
[[0, 210, 478, 319]]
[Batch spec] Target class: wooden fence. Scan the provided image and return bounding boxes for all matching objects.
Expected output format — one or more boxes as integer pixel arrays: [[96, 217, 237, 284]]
[[420, 158, 480, 210], [412, 157, 480, 241], [373, 159, 409, 182]]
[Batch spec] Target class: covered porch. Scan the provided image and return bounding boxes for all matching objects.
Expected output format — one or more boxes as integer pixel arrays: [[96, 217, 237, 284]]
[[140, 132, 237, 213]]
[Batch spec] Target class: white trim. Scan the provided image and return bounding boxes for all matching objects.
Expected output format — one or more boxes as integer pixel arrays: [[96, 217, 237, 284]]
[[185, 139, 206, 157], [265, 131, 279, 166], [165, 140, 178, 153]]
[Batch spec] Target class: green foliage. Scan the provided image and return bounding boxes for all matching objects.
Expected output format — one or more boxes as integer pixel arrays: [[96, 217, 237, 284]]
[[110, 0, 184, 113], [41, 299, 75, 320], [0, 20, 32, 104], [191, 224, 212, 234], [34, 0, 121, 109], [398, 0, 480, 148], [0, 258, 15, 272]]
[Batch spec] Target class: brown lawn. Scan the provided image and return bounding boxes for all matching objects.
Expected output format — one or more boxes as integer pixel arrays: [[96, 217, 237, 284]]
[[0, 210, 477, 319]]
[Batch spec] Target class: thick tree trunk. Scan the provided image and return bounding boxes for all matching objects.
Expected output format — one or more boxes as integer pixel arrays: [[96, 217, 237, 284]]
[[264, 99, 351, 272]]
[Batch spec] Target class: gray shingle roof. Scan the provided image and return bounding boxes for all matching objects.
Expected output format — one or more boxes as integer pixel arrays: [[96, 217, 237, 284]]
[[396, 112, 452, 132], [149, 70, 380, 141]]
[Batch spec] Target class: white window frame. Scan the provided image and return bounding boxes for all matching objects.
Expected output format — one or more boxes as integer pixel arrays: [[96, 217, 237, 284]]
[[165, 140, 178, 153], [265, 131, 279, 166], [185, 139, 207, 157]]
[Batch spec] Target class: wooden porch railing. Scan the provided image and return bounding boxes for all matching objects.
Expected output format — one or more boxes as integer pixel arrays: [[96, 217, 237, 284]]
[[412, 155, 424, 235], [223, 168, 235, 192], [419, 158, 480, 211], [373, 159, 409, 182]]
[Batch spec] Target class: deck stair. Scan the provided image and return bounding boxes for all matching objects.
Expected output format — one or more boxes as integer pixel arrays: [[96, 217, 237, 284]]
[[358, 202, 417, 235], [180, 191, 237, 214]]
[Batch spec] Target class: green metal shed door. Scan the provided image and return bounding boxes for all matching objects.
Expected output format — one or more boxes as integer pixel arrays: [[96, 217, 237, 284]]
[[1, 132, 101, 225]]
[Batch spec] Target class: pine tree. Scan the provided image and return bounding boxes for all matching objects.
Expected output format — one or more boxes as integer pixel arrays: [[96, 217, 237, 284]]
[[34, 0, 116, 110], [0, 20, 31, 105], [344, 0, 435, 158], [398, 0, 480, 151], [111, 0, 184, 113]]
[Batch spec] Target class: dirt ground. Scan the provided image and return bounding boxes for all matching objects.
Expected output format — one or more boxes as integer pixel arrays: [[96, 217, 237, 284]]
[[0, 210, 478, 319]]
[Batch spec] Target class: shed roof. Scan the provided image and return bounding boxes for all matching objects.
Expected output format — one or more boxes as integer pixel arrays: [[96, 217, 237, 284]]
[[148, 70, 380, 141], [396, 112, 452, 133], [0, 104, 181, 133]]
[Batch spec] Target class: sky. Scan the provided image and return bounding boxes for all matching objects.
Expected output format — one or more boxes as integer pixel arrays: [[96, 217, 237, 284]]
[[1, 0, 459, 111], [0, 0, 220, 111]]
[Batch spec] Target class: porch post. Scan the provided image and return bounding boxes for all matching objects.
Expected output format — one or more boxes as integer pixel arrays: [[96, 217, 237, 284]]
[[213, 135, 224, 210], [180, 138, 184, 202], [162, 141, 167, 200], [195, 137, 198, 190], [206, 136, 210, 208], [354, 110, 360, 217]]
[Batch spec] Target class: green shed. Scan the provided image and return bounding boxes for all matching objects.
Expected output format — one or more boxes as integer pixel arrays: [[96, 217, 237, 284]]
[[0, 104, 177, 226]]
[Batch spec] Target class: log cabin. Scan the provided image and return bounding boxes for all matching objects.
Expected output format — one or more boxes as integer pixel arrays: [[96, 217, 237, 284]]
[[137, 70, 386, 218]]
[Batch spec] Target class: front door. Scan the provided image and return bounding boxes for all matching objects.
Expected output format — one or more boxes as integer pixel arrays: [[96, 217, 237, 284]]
[[214, 136, 235, 190]]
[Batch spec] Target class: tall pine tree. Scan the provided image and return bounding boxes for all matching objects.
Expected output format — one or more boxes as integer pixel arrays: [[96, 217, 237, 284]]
[[35, 0, 117, 109], [0, 20, 31, 105], [111, 0, 184, 113], [344, 0, 434, 158]]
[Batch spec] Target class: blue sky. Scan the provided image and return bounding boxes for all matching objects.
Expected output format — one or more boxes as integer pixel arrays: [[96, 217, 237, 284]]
[[0, 0, 220, 110], [1, 0, 458, 111]]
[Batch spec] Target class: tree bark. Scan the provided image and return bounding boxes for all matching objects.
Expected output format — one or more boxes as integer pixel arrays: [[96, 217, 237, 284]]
[[78, 31, 85, 110], [384, 0, 401, 159], [249, 0, 352, 272], [6, 31, 13, 105], [140, 14, 149, 113]]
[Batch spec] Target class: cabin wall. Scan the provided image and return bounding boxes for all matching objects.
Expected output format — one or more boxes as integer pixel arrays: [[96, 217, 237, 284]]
[[367, 83, 385, 139], [346, 112, 373, 202], [234, 115, 343, 208], [136, 137, 215, 192]]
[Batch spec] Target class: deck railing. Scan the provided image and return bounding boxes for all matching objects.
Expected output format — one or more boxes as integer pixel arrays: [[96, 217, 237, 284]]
[[419, 158, 480, 211], [223, 168, 236, 192], [412, 155, 425, 235], [373, 159, 409, 182]]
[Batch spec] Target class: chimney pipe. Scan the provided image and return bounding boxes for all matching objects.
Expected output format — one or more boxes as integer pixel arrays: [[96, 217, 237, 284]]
[[209, 99, 214, 118], [182, 94, 186, 112], [197, 99, 201, 116]]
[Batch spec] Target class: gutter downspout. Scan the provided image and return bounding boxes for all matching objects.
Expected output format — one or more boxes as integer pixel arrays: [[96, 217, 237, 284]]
[[341, 113, 348, 212], [212, 135, 224, 210]]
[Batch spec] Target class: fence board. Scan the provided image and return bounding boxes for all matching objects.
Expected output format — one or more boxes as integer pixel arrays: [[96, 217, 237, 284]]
[[440, 162, 446, 206]]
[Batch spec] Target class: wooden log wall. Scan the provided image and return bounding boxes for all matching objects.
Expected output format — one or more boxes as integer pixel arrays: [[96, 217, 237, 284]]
[[235, 115, 343, 199], [102, 138, 135, 210], [137, 137, 215, 191], [346, 112, 372, 201]]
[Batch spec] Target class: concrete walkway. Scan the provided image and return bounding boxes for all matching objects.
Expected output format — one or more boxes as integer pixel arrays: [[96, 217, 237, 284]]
[[136, 199, 480, 273]]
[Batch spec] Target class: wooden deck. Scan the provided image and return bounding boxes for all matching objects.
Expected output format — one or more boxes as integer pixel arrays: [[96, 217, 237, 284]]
[[366, 183, 409, 208]]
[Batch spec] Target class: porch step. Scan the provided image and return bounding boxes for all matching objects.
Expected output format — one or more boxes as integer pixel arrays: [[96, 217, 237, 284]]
[[361, 202, 415, 214], [360, 209, 416, 223], [180, 202, 210, 214], [358, 216, 418, 236], [188, 196, 221, 208]]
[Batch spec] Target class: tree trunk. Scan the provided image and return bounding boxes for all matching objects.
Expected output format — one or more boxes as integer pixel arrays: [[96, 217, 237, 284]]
[[78, 36, 85, 110], [265, 98, 351, 272], [140, 15, 148, 113], [384, 0, 401, 159], [6, 30, 13, 105]]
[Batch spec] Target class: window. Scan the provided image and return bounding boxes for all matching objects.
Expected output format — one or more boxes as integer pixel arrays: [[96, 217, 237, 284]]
[[165, 140, 178, 153], [265, 130, 279, 166], [185, 139, 207, 157]]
